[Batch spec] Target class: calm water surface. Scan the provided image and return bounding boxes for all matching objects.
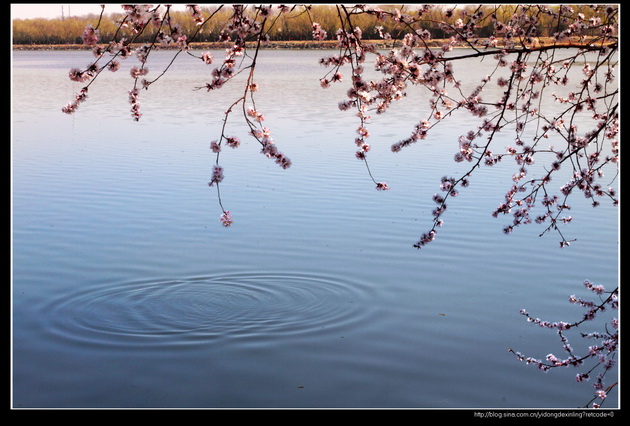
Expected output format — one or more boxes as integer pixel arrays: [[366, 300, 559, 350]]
[[12, 49, 618, 408]]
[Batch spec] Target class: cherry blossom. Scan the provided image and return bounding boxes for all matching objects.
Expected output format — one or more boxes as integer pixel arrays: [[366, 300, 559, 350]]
[[512, 281, 618, 408], [219, 210, 233, 227], [61, 3, 618, 407], [62, 3, 618, 246]]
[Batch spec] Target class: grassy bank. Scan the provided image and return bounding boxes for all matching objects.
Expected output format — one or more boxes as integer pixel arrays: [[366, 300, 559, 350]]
[[13, 40, 395, 51], [13, 37, 608, 51]]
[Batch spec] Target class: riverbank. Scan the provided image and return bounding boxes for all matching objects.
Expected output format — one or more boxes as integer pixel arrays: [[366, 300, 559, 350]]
[[13, 37, 607, 51], [12, 40, 398, 51]]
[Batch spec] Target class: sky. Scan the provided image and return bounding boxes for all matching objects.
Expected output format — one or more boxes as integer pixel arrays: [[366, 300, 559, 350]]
[[12, 4, 108, 19], [10, 3, 193, 20]]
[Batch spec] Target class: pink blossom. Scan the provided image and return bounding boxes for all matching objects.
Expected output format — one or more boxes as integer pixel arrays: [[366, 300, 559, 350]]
[[128, 88, 141, 121], [130, 66, 148, 79], [225, 136, 240, 148], [107, 60, 120, 72], [414, 230, 436, 249], [60, 3, 619, 249], [201, 52, 213, 64], [68, 68, 91, 82], [220, 211, 233, 227], [247, 109, 265, 123], [576, 373, 589, 382], [208, 164, 224, 186], [312, 23, 327, 41], [62, 87, 88, 114], [177, 35, 189, 50], [187, 4, 204, 25], [81, 25, 99, 46]]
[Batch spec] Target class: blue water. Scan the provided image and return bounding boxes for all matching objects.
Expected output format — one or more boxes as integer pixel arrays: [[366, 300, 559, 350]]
[[12, 49, 618, 409]]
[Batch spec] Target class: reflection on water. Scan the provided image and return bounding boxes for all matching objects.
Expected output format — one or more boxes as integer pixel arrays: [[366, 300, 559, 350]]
[[12, 50, 618, 409]]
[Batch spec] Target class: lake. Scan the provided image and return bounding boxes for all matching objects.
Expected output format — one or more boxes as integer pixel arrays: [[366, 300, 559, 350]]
[[11, 49, 618, 409]]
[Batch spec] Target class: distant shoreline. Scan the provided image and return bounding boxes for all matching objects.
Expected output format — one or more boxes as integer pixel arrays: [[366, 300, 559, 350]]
[[12, 37, 605, 51], [12, 40, 406, 51]]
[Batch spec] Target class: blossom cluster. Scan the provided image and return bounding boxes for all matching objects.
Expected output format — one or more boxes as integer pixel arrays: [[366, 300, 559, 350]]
[[62, 4, 618, 242], [68, 64, 97, 83], [319, 5, 617, 250], [128, 88, 141, 121], [252, 126, 292, 170], [511, 281, 618, 408], [220, 210, 233, 227], [208, 165, 224, 187], [61, 87, 88, 114], [81, 25, 99, 46], [312, 23, 327, 41], [62, 5, 299, 226], [60, 4, 618, 409], [318, 9, 393, 191], [62, 4, 215, 119]]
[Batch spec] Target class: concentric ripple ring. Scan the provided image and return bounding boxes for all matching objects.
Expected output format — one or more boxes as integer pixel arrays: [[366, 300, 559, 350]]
[[39, 270, 380, 349]]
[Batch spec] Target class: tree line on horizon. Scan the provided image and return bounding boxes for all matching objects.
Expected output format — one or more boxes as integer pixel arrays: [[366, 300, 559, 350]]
[[13, 4, 608, 45]]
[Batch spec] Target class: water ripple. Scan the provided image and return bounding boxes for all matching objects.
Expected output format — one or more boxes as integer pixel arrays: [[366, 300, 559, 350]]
[[40, 271, 379, 349]]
